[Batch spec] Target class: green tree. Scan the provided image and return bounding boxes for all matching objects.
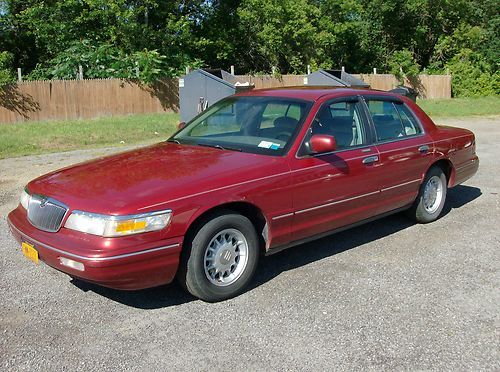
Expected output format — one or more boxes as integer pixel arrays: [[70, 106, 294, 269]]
[[0, 0, 497, 95], [0, 0, 205, 80], [0, 50, 14, 85], [388, 50, 420, 84], [237, 0, 320, 74]]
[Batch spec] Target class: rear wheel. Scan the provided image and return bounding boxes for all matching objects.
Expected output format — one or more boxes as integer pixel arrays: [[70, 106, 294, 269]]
[[407, 166, 447, 223], [178, 212, 259, 302]]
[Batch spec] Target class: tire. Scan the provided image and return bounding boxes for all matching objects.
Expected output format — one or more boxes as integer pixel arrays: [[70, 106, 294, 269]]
[[407, 166, 447, 223], [178, 211, 259, 302]]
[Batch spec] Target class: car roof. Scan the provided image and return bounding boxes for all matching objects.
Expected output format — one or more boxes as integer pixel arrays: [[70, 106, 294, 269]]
[[236, 86, 397, 101]]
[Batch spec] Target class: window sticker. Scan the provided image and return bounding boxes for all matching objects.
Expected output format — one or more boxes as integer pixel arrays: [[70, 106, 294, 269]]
[[258, 141, 280, 150], [269, 143, 280, 150]]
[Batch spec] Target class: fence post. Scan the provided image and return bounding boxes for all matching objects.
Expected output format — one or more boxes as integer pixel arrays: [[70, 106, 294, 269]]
[[78, 65, 83, 80], [373, 68, 377, 75], [17, 68, 22, 82], [186, 66, 190, 75], [307, 65, 311, 75], [230, 65, 235, 75], [342, 66, 345, 73]]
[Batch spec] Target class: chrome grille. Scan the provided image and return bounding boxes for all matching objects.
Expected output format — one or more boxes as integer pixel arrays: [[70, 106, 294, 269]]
[[27, 195, 68, 232]]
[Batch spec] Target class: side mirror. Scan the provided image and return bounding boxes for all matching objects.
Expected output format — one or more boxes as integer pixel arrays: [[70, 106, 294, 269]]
[[178, 121, 186, 130], [310, 134, 336, 154]]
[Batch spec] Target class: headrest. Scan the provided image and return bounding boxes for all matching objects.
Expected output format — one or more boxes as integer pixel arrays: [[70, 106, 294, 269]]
[[274, 116, 298, 129]]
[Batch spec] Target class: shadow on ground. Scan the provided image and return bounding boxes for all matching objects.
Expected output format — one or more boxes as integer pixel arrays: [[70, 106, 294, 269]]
[[73, 185, 481, 309]]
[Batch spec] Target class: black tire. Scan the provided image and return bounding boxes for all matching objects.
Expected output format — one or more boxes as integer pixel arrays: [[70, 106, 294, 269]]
[[177, 211, 259, 302], [407, 166, 447, 223]]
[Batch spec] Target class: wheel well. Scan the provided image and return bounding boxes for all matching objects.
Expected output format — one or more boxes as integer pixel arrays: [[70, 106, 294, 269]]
[[430, 159, 454, 186], [184, 202, 268, 254]]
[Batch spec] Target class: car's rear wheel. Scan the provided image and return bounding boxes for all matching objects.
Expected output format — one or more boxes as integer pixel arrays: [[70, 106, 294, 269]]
[[178, 211, 259, 302], [407, 166, 447, 223]]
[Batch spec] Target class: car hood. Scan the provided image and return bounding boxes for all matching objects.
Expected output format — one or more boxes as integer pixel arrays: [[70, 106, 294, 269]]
[[27, 142, 285, 215]]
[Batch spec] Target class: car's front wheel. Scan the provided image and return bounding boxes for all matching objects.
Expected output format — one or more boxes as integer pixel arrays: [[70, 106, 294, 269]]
[[178, 211, 259, 302], [407, 166, 447, 223]]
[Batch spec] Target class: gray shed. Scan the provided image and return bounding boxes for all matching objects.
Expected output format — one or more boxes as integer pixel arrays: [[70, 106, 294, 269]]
[[179, 69, 253, 123], [304, 69, 369, 88]]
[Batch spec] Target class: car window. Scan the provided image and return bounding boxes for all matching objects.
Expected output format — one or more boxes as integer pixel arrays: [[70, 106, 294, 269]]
[[261, 102, 302, 125], [189, 102, 242, 137], [395, 103, 422, 136], [309, 100, 367, 150], [366, 100, 422, 141], [366, 101, 406, 141], [173, 96, 312, 156]]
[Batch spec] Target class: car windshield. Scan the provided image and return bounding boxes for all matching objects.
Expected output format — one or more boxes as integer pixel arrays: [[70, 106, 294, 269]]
[[171, 96, 313, 156]]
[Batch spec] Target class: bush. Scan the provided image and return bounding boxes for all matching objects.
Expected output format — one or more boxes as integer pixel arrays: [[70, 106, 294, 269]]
[[26, 40, 184, 84], [446, 49, 499, 97], [0, 51, 14, 86], [387, 50, 420, 85]]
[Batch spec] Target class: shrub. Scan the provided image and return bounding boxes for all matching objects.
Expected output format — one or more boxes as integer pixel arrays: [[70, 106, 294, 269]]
[[0, 51, 14, 86]]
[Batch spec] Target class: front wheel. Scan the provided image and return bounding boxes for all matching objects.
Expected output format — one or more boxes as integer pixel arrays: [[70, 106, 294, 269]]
[[407, 166, 447, 223], [178, 212, 259, 302]]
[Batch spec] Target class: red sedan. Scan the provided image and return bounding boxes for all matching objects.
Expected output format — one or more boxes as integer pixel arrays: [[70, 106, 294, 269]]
[[8, 87, 479, 302]]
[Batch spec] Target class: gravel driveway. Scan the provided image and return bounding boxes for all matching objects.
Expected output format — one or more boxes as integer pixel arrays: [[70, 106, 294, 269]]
[[1, 117, 499, 371]]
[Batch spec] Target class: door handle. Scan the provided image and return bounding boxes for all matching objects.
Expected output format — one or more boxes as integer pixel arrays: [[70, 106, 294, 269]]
[[418, 145, 430, 153], [362, 155, 379, 164]]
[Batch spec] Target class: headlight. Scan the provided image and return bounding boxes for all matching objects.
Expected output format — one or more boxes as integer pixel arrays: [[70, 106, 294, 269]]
[[20, 189, 31, 210], [64, 210, 172, 237]]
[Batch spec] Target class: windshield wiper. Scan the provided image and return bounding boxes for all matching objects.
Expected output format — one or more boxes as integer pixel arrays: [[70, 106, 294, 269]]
[[167, 138, 180, 144], [197, 143, 242, 152]]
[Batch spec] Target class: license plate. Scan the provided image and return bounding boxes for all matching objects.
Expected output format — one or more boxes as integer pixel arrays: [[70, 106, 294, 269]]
[[21, 242, 39, 264]]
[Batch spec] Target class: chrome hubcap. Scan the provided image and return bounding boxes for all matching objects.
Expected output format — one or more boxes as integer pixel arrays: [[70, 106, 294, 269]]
[[423, 175, 443, 213], [204, 228, 248, 286]]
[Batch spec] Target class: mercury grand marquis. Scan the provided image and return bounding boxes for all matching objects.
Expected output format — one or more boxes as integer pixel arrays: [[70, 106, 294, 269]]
[[8, 87, 479, 302]]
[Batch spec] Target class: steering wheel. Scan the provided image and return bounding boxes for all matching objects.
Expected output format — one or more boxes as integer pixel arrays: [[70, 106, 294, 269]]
[[276, 132, 292, 142]]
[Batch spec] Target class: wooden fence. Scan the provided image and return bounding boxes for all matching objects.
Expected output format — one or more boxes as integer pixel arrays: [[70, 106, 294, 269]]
[[235, 74, 451, 99], [355, 74, 452, 99], [234, 74, 306, 89], [0, 73, 450, 123], [0, 78, 178, 123]]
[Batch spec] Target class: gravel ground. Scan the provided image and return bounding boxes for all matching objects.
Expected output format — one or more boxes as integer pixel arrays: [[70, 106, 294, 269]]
[[0, 117, 499, 371]]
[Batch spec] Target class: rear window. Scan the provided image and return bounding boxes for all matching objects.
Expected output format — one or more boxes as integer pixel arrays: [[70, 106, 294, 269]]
[[366, 100, 422, 141]]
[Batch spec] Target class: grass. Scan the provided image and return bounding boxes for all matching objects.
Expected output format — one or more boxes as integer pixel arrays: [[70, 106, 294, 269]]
[[1, 96, 499, 159], [0, 113, 179, 159], [417, 96, 500, 119]]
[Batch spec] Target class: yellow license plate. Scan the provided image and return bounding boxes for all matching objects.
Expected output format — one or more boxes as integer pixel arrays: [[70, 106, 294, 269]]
[[22, 242, 39, 265]]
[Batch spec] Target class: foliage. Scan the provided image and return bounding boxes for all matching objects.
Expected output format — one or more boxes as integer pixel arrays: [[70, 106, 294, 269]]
[[27, 40, 170, 83], [445, 50, 499, 97], [388, 50, 420, 84], [0, 51, 14, 86], [237, 0, 319, 74], [0, 0, 498, 95]]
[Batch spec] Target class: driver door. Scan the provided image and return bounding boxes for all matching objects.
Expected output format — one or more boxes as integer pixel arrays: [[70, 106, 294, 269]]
[[288, 97, 383, 241]]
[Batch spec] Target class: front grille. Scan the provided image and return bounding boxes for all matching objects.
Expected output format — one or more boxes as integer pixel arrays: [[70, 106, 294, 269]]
[[27, 195, 68, 232]]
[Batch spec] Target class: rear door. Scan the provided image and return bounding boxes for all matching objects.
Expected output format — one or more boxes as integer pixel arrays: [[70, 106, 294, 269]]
[[362, 97, 434, 213], [288, 96, 383, 242]]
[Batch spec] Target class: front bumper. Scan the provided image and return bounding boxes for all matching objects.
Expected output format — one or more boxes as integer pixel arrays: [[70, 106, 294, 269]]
[[7, 206, 183, 290]]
